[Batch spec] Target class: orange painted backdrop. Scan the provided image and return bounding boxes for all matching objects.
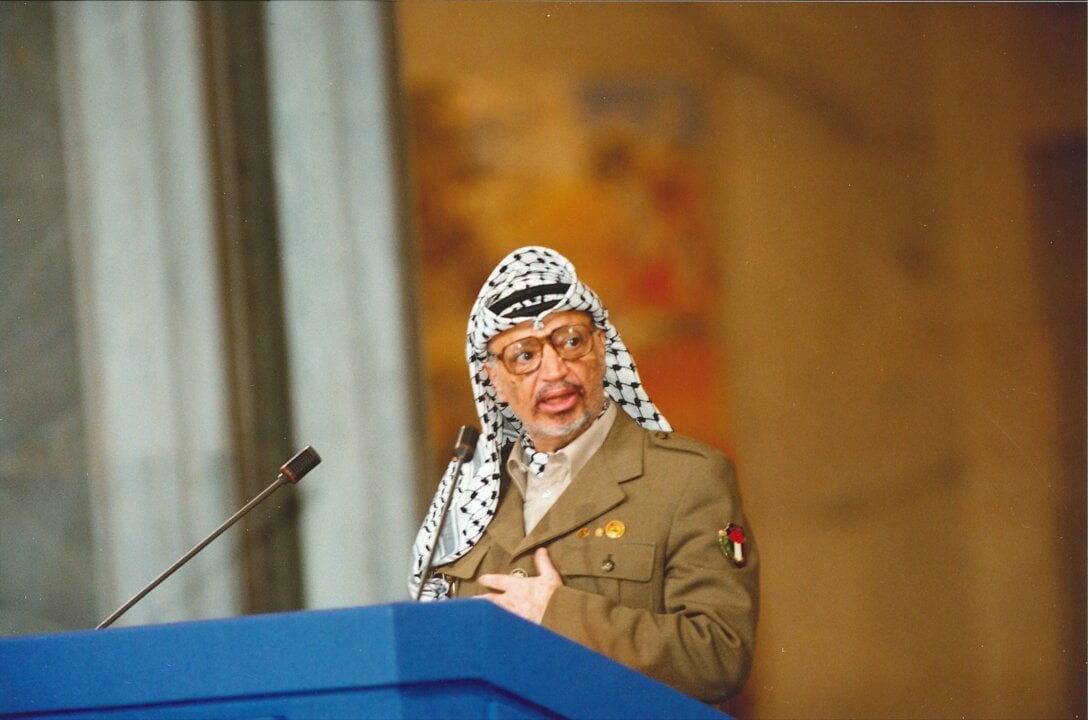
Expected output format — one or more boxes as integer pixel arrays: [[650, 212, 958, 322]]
[[406, 76, 731, 475]]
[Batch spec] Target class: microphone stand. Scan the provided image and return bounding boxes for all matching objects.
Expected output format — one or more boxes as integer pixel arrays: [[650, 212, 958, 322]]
[[97, 446, 321, 630], [414, 426, 478, 601]]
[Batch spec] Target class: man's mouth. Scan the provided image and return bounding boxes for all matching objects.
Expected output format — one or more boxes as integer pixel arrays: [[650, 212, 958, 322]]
[[535, 383, 582, 415]]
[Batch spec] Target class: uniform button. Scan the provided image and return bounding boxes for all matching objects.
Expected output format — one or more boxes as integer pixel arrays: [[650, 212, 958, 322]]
[[601, 558, 615, 572], [510, 568, 528, 578]]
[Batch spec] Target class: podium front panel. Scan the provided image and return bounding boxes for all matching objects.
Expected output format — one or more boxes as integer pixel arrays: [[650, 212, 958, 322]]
[[0, 601, 729, 719]]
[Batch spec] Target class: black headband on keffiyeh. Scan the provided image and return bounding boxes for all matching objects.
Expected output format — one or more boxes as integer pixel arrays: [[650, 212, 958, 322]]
[[408, 246, 671, 599]]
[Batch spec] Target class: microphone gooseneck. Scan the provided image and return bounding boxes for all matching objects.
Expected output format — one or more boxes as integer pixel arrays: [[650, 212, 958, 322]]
[[96, 446, 321, 630], [414, 426, 479, 601]]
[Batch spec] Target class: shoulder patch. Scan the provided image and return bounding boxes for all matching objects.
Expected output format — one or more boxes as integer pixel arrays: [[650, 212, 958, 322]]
[[718, 523, 748, 567]]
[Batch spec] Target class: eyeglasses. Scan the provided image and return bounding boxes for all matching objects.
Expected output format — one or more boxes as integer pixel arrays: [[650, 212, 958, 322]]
[[488, 324, 597, 375]]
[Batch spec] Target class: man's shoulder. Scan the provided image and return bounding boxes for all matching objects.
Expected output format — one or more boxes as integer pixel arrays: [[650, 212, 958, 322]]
[[605, 410, 734, 469], [628, 424, 741, 501], [609, 413, 732, 464], [644, 426, 727, 461], [648, 428, 735, 467]]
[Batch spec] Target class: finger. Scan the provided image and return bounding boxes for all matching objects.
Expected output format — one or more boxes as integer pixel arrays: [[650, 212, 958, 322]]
[[477, 573, 511, 593], [533, 547, 562, 583]]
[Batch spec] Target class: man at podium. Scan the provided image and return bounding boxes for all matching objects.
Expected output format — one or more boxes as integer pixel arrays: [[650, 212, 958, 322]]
[[410, 246, 758, 704]]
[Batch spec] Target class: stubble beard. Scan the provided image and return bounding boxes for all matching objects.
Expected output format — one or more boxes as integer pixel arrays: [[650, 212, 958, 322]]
[[524, 383, 605, 448], [525, 407, 594, 442]]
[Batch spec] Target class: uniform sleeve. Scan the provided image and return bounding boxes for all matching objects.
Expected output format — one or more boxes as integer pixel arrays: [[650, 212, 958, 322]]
[[539, 453, 759, 704]]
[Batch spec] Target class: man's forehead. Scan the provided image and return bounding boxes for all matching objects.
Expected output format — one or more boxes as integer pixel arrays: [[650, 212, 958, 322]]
[[487, 310, 593, 348]]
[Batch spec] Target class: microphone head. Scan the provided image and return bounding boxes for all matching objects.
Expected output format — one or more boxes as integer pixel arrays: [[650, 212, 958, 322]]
[[279, 446, 321, 484], [452, 426, 479, 461]]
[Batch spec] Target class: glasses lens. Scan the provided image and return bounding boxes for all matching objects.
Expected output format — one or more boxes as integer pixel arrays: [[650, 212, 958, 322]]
[[551, 325, 593, 360], [500, 337, 544, 375]]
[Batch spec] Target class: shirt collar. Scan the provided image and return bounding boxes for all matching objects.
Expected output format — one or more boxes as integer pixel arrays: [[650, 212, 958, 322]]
[[507, 401, 618, 493]]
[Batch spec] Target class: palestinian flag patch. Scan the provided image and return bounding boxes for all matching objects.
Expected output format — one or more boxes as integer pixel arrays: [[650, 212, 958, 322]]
[[718, 523, 747, 568]]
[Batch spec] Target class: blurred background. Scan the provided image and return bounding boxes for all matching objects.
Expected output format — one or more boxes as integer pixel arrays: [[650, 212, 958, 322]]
[[1, 2, 1083, 717]]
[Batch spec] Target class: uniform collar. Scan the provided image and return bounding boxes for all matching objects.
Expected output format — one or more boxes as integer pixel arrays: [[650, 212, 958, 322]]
[[507, 402, 618, 497]]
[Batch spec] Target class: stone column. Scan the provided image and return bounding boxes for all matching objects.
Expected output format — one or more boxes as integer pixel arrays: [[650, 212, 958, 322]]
[[264, 1, 423, 606], [54, 1, 239, 625]]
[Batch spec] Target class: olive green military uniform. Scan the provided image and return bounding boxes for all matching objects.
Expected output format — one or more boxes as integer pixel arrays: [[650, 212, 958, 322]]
[[437, 411, 759, 704]]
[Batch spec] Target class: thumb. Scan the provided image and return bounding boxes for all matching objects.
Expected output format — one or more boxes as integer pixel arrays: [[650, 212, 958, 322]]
[[534, 547, 562, 583]]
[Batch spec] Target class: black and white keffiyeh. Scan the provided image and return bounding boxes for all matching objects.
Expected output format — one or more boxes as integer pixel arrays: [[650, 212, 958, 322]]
[[408, 246, 671, 599]]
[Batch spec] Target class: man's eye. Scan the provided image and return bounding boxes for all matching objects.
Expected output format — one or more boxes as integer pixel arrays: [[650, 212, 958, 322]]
[[509, 347, 539, 365], [562, 335, 583, 348]]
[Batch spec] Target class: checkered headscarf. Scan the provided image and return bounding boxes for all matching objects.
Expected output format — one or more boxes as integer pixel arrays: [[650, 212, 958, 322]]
[[409, 246, 670, 599]]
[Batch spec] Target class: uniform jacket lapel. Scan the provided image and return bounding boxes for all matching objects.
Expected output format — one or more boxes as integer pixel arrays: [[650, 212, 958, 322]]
[[510, 412, 645, 559], [485, 477, 529, 557]]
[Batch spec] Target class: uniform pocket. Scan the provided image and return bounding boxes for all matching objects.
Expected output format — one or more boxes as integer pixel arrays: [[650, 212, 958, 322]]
[[554, 540, 658, 609], [557, 541, 656, 582]]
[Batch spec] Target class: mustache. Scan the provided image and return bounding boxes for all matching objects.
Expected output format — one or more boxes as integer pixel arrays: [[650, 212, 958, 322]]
[[534, 381, 583, 404]]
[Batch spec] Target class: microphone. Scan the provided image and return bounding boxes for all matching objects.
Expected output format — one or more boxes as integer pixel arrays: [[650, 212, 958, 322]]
[[451, 425, 478, 462], [414, 426, 479, 601], [96, 446, 322, 630]]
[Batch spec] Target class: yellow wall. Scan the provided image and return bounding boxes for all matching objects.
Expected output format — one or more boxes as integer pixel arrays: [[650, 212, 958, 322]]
[[398, 3, 1086, 717]]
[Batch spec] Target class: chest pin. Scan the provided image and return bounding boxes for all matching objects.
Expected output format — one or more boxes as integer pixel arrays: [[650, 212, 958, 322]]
[[604, 520, 626, 539]]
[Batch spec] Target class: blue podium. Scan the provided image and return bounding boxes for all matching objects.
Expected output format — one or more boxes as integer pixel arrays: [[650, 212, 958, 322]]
[[0, 600, 728, 719]]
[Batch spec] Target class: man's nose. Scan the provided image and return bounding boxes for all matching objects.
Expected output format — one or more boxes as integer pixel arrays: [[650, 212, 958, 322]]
[[536, 343, 568, 378]]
